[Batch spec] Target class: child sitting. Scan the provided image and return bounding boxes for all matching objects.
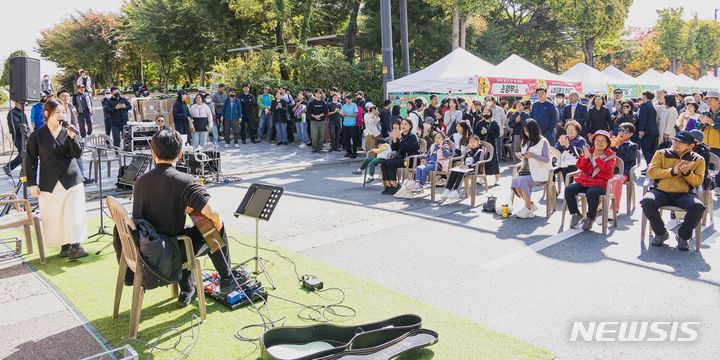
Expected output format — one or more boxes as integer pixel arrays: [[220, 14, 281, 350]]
[[441, 135, 484, 200], [352, 138, 391, 183], [412, 132, 451, 192]]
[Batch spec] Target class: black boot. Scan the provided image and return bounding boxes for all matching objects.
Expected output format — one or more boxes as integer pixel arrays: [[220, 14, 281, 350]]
[[59, 244, 72, 257], [68, 243, 89, 260]]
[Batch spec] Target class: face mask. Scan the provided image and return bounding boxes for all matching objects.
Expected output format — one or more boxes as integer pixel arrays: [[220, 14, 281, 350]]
[[205, 98, 211, 104], [113, 93, 120, 98], [483, 114, 492, 119], [105, 94, 111, 99]]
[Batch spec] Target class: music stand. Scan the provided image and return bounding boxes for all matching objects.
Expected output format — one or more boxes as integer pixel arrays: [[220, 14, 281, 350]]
[[234, 183, 283, 290]]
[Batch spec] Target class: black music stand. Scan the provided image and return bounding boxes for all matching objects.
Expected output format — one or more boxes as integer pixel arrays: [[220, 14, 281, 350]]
[[234, 183, 283, 290], [88, 146, 111, 243]]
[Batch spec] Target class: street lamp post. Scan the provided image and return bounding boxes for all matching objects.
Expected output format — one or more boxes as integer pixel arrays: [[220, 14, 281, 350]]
[[380, 0, 394, 98]]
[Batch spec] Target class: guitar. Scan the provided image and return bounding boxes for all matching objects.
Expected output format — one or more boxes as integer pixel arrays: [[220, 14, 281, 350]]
[[187, 208, 225, 253]]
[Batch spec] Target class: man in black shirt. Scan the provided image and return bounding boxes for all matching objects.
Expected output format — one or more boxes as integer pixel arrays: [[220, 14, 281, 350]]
[[105, 87, 132, 147], [239, 84, 257, 144], [423, 95, 441, 124], [3, 101, 27, 176], [307, 89, 328, 153], [72, 84, 93, 138], [380, 100, 392, 138], [133, 129, 234, 307]]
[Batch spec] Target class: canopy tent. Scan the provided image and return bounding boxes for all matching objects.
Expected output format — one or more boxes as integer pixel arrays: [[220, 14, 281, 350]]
[[602, 65, 636, 83], [386, 48, 498, 94], [478, 54, 582, 97], [697, 75, 720, 91], [561, 62, 623, 94], [634, 69, 664, 92], [675, 74, 701, 92]]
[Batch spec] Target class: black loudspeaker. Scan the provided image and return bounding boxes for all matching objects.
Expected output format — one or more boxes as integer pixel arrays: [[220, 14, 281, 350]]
[[9, 57, 41, 102]]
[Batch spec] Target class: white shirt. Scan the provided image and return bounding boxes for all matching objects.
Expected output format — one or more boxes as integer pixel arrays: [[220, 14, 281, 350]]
[[189, 103, 214, 122]]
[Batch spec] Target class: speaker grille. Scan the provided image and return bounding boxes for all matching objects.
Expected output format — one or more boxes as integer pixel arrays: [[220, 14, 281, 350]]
[[9, 57, 41, 102]]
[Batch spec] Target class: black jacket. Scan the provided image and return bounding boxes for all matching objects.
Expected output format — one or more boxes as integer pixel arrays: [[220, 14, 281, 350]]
[[106, 96, 132, 127], [638, 101, 659, 136], [271, 99, 289, 124], [307, 99, 328, 121], [172, 95, 191, 124], [391, 131, 420, 159], [6, 107, 26, 139], [474, 119, 500, 144], [587, 106, 612, 135], [239, 93, 256, 119], [26, 126, 84, 192], [379, 107, 392, 137], [563, 103, 588, 130], [612, 140, 639, 177]]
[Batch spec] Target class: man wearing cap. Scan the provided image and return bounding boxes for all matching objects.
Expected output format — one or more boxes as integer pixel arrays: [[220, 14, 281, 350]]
[[257, 85, 273, 141], [355, 91, 367, 110], [699, 90, 720, 194], [640, 130, 706, 251], [72, 84, 93, 137]]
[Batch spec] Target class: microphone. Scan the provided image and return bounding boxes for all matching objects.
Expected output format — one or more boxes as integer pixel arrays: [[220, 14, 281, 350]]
[[60, 120, 79, 135]]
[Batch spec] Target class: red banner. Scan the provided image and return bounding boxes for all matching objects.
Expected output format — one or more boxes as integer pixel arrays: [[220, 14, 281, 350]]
[[479, 77, 582, 98]]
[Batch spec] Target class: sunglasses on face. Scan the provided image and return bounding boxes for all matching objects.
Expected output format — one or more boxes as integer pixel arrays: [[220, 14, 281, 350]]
[[619, 129, 630, 134], [623, 106, 631, 109]]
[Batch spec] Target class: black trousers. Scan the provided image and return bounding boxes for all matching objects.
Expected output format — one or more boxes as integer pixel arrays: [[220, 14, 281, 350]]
[[8, 136, 22, 170], [640, 135, 657, 168], [329, 118, 342, 150], [78, 111, 93, 138], [175, 120, 190, 135], [240, 112, 256, 141], [381, 158, 405, 181], [565, 182, 605, 219], [640, 189, 705, 241], [104, 117, 111, 136], [224, 120, 240, 144], [179, 225, 232, 292], [446, 170, 472, 190], [341, 125, 359, 155]]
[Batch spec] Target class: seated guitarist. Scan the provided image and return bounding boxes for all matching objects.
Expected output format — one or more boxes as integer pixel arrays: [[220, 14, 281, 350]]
[[132, 128, 235, 307]]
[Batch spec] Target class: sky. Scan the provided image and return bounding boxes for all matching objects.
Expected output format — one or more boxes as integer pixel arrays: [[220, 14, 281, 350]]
[[2, 0, 719, 76]]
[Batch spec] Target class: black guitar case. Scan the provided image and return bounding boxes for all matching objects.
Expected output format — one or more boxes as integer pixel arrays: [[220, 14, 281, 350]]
[[260, 314, 438, 360]]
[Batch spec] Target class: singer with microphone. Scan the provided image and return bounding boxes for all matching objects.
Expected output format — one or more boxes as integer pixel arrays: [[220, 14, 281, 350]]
[[26, 99, 89, 260]]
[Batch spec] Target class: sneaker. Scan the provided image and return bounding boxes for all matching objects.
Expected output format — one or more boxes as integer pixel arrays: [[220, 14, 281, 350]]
[[234, 143, 239, 148], [569, 214, 583, 229], [651, 232, 670, 247], [242, 140, 247, 144], [350, 154, 357, 159], [177, 286, 196, 308], [531, 203, 538, 212], [59, 244, 72, 257], [344, 153, 351, 158], [352, 169, 363, 175], [251, 139, 258, 144], [277, 142, 283, 146], [389, 185, 401, 195], [2, 165, 10, 177], [219, 277, 238, 294], [365, 177, 375, 183], [676, 235, 689, 251], [83, 177, 94, 185], [222, 143, 227, 148], [381, 186, 392, 195], [440, 189, 450, 199], [446, 190, 460, 200], [68, 243, 89, 260], [411, 182, 424, 193], [582, 217, 594, 231], [299, 143, 307, 149], [515, 206, 531, 218]]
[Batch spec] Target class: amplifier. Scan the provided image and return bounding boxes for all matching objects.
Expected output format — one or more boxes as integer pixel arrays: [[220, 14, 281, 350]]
[[181, 150, 221, 175]]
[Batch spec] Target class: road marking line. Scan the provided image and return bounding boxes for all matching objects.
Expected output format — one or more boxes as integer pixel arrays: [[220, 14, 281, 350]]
[[480, 229, 583, 272]]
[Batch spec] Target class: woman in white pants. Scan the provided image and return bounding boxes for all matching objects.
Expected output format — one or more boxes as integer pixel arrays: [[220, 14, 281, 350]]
[[27, 99, 88, 260]]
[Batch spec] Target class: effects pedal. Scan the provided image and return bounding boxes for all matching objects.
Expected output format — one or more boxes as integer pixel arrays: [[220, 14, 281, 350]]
[[202, 268, 268, 310]]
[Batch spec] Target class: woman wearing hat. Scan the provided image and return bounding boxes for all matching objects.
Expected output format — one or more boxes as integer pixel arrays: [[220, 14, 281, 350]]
[[676, 100, 700, 132], [564, 130, 617, 231]]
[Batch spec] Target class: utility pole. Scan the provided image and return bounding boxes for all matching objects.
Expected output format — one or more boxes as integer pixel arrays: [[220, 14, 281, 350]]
[[380, 0, 394, 98], [399, 0, 410, 77]]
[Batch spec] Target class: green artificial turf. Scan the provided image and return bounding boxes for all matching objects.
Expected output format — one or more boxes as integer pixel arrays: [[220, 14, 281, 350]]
[[10, 219, 553, 360]]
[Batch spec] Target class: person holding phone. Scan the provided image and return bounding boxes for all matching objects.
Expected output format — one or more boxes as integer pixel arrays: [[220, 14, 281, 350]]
[[511, 119, 552, 218], [554, 120, 587, 180], [640, 131, 705, 250], [564, 130, 616, 231]]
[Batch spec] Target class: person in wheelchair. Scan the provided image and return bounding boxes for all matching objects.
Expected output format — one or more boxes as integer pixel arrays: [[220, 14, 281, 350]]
[[132, 128, 236, 307]]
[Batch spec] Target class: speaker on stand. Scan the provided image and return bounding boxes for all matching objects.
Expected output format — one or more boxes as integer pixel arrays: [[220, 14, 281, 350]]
[[9, 57, 41, 103]]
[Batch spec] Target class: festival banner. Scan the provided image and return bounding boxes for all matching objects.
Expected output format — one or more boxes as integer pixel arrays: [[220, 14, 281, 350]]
[[479, 77, 582, 98], [608, 84, 642, 98], [638, 84, 660, 93]]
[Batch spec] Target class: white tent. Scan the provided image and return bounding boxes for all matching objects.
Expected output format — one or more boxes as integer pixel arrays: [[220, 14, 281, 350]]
[[387, 48, 498, 93], [602, 65, 636, 83], [561, 63, 620, 94], [659, 71, 681, 92], [495, 54, 577, 82], [635, 69, 663, 87], [697, 75, 720, 91], [676, 74, 701, 92]]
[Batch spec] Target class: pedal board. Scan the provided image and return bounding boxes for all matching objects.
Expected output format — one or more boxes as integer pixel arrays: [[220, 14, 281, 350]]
[[201, 268, 268, 310]]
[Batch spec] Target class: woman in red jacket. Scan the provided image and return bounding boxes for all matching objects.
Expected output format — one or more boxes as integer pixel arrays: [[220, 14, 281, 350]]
[[565, 130, 617, 231]]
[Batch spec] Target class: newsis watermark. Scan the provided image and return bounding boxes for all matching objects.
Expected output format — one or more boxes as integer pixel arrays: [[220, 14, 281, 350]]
[[570, 321, 700, 342]]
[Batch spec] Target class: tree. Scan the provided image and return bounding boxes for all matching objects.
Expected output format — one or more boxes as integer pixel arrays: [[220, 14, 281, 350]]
[[552, 0, 632, 68], [0, 50, 27, 87], [343, 0, 362, 62], [688, 19, 720, 76], [37, 11, 121, 88], [655, 8, 690, 74]]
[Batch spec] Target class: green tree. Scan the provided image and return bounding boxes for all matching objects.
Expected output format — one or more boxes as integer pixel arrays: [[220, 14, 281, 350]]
[[655, 7, 690, 74], [688, 19, 720, 76], [0, 50, 27, 87], [36, 11, 121, 88], [552, 0, 632, 68]]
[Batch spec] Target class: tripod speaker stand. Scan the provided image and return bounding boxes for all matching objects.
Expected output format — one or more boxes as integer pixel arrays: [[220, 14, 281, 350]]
[[234, 183, 284, 290]]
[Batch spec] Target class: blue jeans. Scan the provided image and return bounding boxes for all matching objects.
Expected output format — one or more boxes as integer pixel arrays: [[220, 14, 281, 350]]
[[414, 161, 437, 185], [111, 126, 123, 148], [258, 113, 272, 139], [210, 122, 219, 143], [543, 129, 556, 146], [274, 122, 288, 143], [295, 121, 309, 144], [192, 131, 208, 147]]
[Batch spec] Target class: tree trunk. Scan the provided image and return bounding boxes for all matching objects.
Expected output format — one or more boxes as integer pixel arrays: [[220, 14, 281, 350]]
[[275, 0, 289, 80], [671, 58, 678, 74], [199, 68, 205, 87], [344, 0, 361, 62], [581, 37, 595, 67], [459, 13, 470, 49], [451, 3, 460, 50], [699, 61, 706, 77], [159, 57, 169, 94], [300, 0, 313, 46]]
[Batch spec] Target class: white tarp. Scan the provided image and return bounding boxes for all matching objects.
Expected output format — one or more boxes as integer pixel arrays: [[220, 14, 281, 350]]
[[697, 75, 720, 91], [561, 62, 621, 94], [495, 54, 578, 83], [635, 69, 663, 86], [386, 48, 498, 93], [602, 65, 637, 83]]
